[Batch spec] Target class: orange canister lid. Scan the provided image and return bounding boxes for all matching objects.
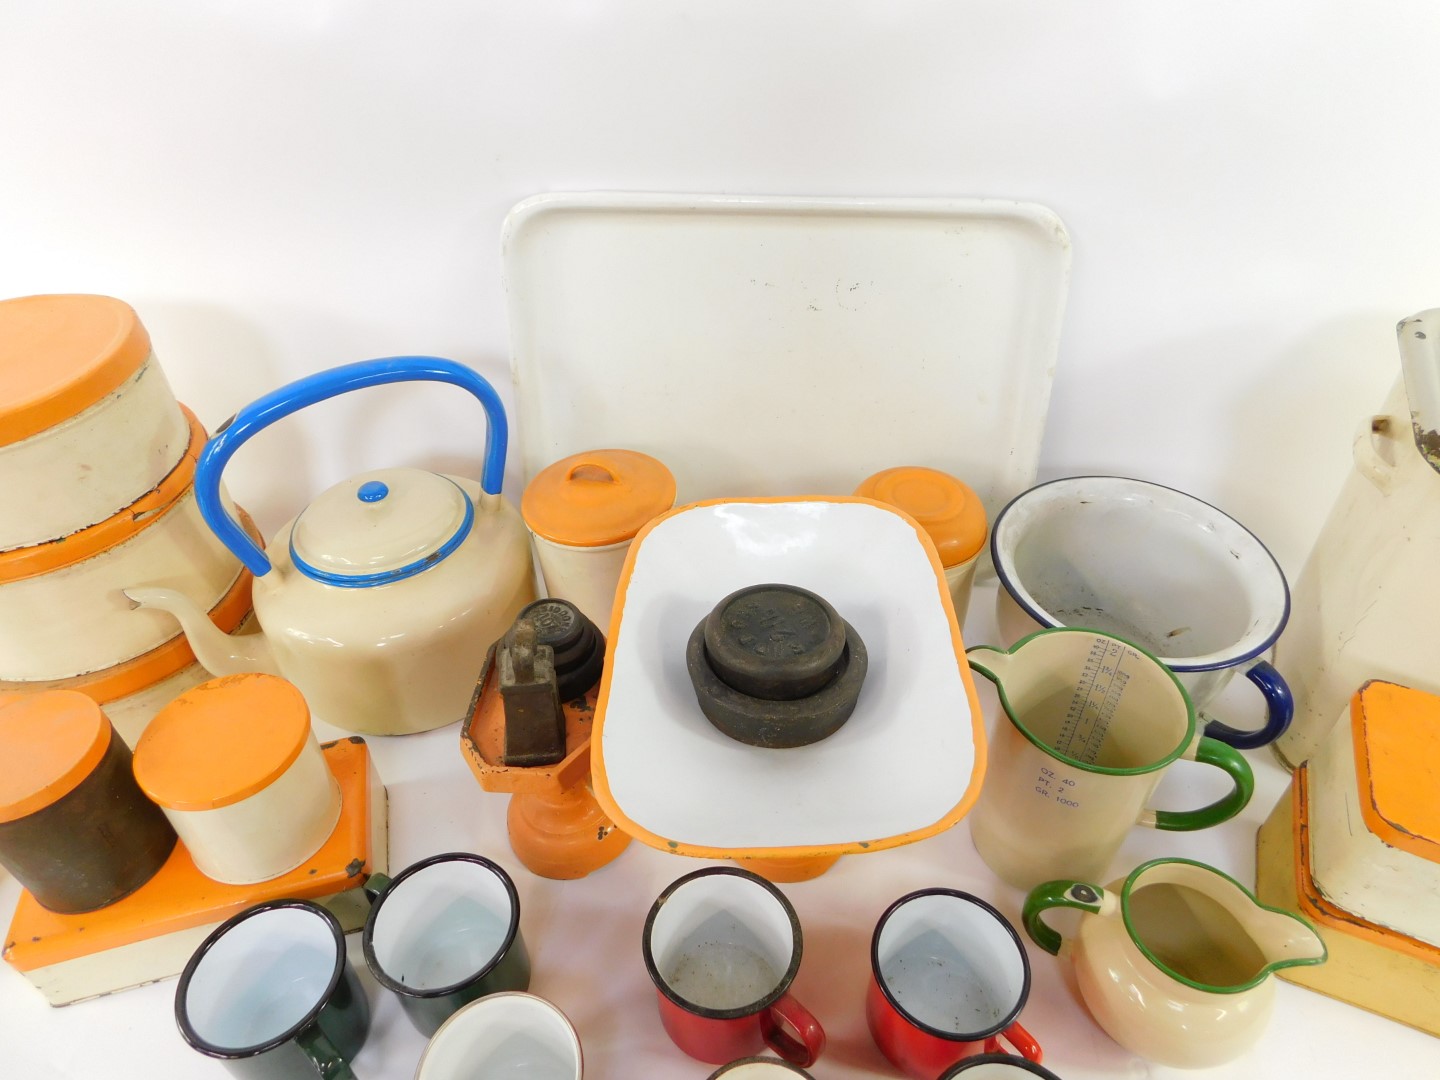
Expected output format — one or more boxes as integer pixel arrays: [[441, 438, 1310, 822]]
[[522, 449, 676, 547], [0, 692, 113, 823], [1350, 681, 1440, 864], [0, 295, 153, 448], [854, 466, 987, 567], [134, 674, 312, 812]]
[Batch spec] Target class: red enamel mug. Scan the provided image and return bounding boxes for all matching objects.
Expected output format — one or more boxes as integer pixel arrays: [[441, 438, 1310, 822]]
[[643, 867, 825, 1067], [866, 889, 1042, 1080]]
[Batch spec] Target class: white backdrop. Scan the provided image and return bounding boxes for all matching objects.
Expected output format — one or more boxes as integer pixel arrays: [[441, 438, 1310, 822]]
[[3, 3, 1439, 1078]]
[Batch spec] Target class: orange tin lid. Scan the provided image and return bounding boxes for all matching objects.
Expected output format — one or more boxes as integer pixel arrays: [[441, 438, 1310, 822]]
[[0, 692, 113, 823], [522, 449, 676, 547], [1350, 681, 1440, 865], [853, 466, 987, 567], [0, 295, 153, 448], [134, 674, 312, 811]]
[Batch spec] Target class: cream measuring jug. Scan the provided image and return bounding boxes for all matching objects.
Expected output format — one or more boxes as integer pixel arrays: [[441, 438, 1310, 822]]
[[967, 628, 1254, 889]]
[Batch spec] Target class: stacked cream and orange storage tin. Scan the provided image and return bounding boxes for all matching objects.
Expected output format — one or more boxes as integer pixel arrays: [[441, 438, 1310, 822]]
[[0, 295, 254, 743]]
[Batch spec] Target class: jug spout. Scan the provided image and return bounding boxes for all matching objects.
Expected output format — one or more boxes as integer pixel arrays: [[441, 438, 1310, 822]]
[[124, 586, 278, 677], [1251, 904, 1328, 973]]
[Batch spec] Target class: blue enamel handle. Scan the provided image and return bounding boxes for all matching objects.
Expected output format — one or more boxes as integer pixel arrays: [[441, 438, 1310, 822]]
[[1201, 659, 1294, 750], [196, 357, 508, 577]]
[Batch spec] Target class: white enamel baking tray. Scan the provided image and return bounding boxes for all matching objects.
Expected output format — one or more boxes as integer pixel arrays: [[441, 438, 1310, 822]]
[[502, 193, 1070, 513], [590, 498, 986, 859]]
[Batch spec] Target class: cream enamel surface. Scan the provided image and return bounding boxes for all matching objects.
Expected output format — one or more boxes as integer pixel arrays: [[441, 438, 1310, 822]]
[[416, 993, 581, 1080], [157, 733, 340, 886], [1309, 714, 1440, 945], [969, 632, 1195, 889], [943, 554, 981, 632], [1061, 863, 1324, 1069], [532, 534, 632, 632], [140, 480, 536, 736], [599, 500, 975, 850], [1276, 377, 1440, 766], [0, 357, 190, 552], [0, 484, 243, 680]]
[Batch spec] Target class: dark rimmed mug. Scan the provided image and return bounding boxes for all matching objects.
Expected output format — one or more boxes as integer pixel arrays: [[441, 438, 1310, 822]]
[[643, 866, 825, 1067], [176, 899, 369, 1080], [361, 852, 530, 1036], [708, 1056, 816, 1078], [939, 1054, 1064, 1079], [867, 889, 1042, 1080]]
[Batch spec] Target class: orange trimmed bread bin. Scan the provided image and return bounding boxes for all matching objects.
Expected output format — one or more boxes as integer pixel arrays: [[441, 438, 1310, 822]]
[[0, 294, 191, 551]]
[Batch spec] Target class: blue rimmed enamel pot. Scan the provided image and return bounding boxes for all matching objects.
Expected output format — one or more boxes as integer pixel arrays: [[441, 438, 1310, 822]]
[[175, 899, 369, 1080], [990, 475, 1293, 749]]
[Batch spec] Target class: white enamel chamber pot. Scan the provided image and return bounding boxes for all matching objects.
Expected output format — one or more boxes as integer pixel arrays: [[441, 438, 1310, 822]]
[[128, 357, 536, 736], [991, 476, 1293, 750], [0, 294, 192, 551], [0, 408, 246, 681]]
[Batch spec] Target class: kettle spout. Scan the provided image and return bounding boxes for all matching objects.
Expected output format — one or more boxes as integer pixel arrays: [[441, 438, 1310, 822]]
[[124, 586, 277, 678], [1254, 905, 1328, 973]]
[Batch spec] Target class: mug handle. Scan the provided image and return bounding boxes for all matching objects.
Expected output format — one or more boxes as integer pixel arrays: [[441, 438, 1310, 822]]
[[361, 872, 391, 905], [296, 1026, 357, 1080], [1201, 659, 1295, 750], [1022, 880, 1111, 956], [1144, 735, 1254, 832], [760, 991, 826, 1068], [197, 356, 509, 577], [984, 1019, 1043, 1062]]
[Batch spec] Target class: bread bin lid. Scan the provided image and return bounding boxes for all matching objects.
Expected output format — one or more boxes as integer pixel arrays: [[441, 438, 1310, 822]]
[[854, 466, 987, 566], [522, 449, 676, 547], [134, 674, 311, 811], [0, 295, 153, 448], [0, 692, 112, 823], [1350, 681, 1440, 864]]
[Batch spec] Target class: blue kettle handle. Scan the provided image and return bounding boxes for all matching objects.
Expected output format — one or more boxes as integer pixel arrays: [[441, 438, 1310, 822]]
[[196, 356, 509, 577]]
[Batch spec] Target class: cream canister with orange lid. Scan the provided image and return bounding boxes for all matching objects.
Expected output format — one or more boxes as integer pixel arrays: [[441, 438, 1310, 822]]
[[522, 450, 676, 632], [133, 673, 340, 885], [0, 691, 176, 913], [0, 294, 191, 551], [854, 467, 987, 629]]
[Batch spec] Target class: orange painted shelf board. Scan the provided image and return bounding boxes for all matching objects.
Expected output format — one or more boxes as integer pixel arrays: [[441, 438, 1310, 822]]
[[460, 642, 597, 796], [2, 737, 388, 1007], [1255, 767, 1440, 1039]]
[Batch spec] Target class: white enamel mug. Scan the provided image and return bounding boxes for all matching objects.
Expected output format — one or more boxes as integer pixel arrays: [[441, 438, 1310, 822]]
[[708, 1058, 815, 1078], [992, 476, 1293, 750], [415, 992, 582, 1080]]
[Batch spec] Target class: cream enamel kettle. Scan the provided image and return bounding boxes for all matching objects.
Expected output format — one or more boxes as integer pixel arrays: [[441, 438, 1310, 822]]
[[128, 357, 536, 736], [1274, 311, 1440, 766]]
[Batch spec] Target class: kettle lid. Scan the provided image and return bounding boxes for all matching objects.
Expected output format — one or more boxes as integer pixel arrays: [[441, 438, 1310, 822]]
[[289, 467, 473, 587]]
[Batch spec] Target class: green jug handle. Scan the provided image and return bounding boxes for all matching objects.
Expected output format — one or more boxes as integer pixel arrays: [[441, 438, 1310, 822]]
[[361, 872, 391, 905], [1022, 879, 1112, 956], [1146, 735, 1254, 832]]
